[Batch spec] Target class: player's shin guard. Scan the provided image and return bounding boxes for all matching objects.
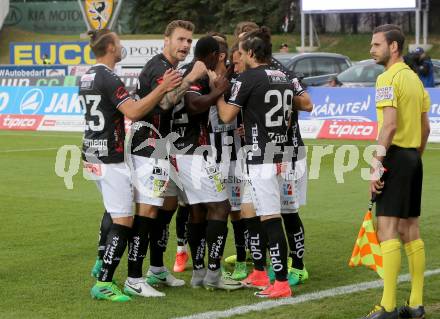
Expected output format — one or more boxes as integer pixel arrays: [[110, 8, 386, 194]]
[[232, 219, 247, 263], [98, 223, 131, 282], [282, 213, 305, 269], [244, 217, 267, 271], [176, 205, 190, 247], [188, 222, 207, 270], [127, 215, 153, 278], [206, 220, 228, 271], [262, 218, 288, 281], [150, 209, 174, 268], [98, 211, 113, 259]]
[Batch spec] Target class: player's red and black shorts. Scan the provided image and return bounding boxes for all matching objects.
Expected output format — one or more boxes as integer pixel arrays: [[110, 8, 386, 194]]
[[376, 145, 423, 219]]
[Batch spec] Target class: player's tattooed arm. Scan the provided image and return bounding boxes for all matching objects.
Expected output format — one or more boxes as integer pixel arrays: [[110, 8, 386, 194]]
[[159, 61, 208, 110]]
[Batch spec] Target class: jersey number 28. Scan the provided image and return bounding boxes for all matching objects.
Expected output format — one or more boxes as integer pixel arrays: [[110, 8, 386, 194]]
[[265, 89, 293, 127]]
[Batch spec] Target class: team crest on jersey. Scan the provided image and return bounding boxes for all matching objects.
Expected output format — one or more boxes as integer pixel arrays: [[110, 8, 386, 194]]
[[229, 81, 242, 102], [85, 0, 114, 30], [375, 86, 394, 102]]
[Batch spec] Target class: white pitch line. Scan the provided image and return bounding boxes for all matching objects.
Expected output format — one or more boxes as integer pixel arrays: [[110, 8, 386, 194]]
[[0, 147, 59, 153], [174, 269, 440, 319]]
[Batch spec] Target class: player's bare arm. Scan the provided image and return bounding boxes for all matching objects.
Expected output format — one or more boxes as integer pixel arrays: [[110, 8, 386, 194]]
[[184, 75, 229, 115], [159, 61, 208, 110], [216, 95, 240, 124], [119, 69, 181, 121], [294, 92, 313, 112]]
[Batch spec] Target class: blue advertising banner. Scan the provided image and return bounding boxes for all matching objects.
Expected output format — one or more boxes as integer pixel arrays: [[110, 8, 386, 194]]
[[0, 86, 81, 116], [9, 42, 95, 65], [301, 87, 376, 121], [304, 87, 440, 123], [0, 65, 68, 77]]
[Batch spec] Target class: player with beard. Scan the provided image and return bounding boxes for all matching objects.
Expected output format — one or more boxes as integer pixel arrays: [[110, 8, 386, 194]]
[[124, 20, 208, 297], [216, 27, 294, 298], [171, 35, 243, 291], [82, 29, 181, 302]]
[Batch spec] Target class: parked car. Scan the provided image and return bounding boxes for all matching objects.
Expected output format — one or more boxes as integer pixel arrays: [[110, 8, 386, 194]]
[[273, 52, 352, 86], [338, 59, 440, 87]]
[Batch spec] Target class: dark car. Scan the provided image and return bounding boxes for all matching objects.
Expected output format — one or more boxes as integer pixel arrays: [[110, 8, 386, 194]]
[[273, 52, 352, 86], [338, 59, 440, 87]]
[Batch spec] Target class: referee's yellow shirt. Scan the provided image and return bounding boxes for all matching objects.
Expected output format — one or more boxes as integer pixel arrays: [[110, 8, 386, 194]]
[[375, 61, 431, 148]]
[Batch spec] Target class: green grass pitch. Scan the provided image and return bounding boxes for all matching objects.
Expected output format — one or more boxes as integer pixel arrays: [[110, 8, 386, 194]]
[[1, 131, 439, 319]]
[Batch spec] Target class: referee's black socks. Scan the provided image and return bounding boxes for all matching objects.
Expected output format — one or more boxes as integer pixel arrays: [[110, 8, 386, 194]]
[[98, 223, 130, 282], [262, 218, 288, 282]]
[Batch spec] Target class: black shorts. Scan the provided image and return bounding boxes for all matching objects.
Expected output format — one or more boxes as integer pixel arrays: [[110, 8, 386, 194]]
[[376, 145, 423, 219]]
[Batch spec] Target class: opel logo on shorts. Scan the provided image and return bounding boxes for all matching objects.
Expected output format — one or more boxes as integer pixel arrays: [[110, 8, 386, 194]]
[[20, 88, 44, 115]]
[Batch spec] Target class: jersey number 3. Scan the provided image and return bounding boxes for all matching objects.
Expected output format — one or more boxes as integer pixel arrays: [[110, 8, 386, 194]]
[[79, 95, 104, 131]]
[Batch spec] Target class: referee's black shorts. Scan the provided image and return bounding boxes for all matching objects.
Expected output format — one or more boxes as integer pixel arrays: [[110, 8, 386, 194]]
[[376, 145, 423, 219]]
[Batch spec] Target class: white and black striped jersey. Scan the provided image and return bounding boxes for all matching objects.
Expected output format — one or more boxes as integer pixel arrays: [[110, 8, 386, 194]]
[[209, 74, 243, 163], [80, 64, 130, 164]]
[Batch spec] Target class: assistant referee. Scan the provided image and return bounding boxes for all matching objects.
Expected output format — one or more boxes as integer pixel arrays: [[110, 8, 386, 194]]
[[362, 24, 431, 319]]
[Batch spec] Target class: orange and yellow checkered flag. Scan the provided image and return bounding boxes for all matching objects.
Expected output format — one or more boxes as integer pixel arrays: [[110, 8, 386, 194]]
[[349, 209, 384, 279]]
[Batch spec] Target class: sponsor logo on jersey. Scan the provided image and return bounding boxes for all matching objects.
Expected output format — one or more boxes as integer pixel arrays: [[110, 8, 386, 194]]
[[20, 88, 44, 115], [318, 120, 377, 140], [375, 86, 394, 102]]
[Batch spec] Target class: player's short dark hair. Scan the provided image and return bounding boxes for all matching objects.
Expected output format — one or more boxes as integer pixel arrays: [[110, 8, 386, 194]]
[[194, 35, 219, 59], [234, 21, 259, 38], [373, 24, 405, 55], [87, 29, 115, 58], [240, 26, 272, 64], [164, 20, 195, 37]]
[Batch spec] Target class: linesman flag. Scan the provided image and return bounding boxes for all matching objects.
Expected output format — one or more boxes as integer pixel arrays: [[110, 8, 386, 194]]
[[349, 209, 384, 279]]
